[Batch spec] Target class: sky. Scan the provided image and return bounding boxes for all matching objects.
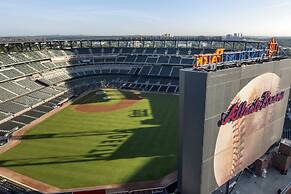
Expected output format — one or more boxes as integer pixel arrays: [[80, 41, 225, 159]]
[[0, 0, 290, 37]]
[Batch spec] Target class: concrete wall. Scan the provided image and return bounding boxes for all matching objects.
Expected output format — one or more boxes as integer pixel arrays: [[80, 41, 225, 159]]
[[178, 59, 291, 194]]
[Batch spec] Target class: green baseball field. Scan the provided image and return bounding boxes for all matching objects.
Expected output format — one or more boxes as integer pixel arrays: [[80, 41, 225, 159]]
[[0, 89, 178, 189]]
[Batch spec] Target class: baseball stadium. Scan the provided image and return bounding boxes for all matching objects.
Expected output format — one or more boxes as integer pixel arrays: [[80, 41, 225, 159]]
[[2, 0, 291, 187], [0, 35, 289, 194]]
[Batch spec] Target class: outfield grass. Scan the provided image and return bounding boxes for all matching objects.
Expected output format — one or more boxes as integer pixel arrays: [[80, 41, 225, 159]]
[[0, 89, 178, 189]]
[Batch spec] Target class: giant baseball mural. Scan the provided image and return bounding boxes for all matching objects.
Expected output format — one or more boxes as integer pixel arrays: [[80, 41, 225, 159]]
[[214, 73, 284, 186]]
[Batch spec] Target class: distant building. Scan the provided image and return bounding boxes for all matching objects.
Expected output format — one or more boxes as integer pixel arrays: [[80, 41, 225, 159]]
[[224, 33, 244, 41]]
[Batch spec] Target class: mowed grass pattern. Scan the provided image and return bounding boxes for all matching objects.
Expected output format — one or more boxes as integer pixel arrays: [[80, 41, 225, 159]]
[[0, 89, 178, 189]]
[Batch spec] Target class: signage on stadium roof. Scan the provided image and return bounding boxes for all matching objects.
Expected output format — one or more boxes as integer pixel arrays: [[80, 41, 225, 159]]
[[217, 90, 285, 127], [266, 38, 279, 57], [194, 38, 279, 68], [196, 48, 225, 66]]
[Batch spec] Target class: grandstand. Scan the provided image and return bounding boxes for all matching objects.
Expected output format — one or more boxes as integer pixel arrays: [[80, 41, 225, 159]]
[[0, 176, 40, 194], [0, 46, 198, 144]]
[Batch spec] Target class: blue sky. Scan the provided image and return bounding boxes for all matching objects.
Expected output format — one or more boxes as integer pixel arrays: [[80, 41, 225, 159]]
[[0, 0, 290, 36]]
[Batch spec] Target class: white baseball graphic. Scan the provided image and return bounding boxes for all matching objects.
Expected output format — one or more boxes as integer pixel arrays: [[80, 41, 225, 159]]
[[214, 72, 283, 186]]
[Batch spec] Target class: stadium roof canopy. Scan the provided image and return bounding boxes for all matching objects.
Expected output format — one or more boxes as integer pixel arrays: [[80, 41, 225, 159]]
[[0, 35, 266, 52]]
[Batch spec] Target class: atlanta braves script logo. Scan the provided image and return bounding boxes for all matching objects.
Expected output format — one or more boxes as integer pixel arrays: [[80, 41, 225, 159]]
[[218, 91, 285, 127]]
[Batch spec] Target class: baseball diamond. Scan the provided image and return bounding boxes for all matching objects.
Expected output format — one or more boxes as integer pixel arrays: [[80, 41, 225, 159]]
[[0, 89, 178, 189]]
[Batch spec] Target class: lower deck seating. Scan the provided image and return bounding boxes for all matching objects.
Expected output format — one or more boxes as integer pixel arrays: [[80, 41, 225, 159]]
[[0, 176, 40, 194], [34, 105, 53, 113], [0, 92, 71, 141], [0, 74, 8, 82], [0, 120, 24, 132], [28, 91, 52, 100], [13, 96, 41, 107], [0, 87, 17, 102], [0, 102, 27, 114], [23, 109, 46, 118], [0, 82, 30, 95], [12, 115, 37, 125], [0, 112, 8, 121]]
